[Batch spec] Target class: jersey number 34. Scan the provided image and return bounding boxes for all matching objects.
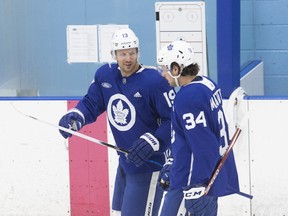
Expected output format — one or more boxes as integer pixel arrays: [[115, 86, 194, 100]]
[[182, 110, 229, 156]]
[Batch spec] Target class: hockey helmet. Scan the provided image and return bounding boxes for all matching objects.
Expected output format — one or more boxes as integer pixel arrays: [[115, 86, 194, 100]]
[[157, 40, 195, 71], [111, 28, 139, 52]]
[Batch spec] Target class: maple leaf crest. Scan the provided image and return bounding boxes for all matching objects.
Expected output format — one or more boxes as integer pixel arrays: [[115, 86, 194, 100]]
[[112, 100, 129, 125]]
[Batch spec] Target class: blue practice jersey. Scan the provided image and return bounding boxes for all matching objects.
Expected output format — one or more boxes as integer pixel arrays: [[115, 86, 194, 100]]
[[76, 63, 175, 174], [170, 76, 239, 197]]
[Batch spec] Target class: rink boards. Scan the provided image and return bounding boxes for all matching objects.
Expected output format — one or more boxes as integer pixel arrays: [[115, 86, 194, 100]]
[[0, 97, 287, 216]]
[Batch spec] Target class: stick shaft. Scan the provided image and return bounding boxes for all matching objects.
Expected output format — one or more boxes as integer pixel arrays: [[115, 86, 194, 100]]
[[205, 128, 242, 194], [26, 114, 129, 154], [11, 103, 164, 167]]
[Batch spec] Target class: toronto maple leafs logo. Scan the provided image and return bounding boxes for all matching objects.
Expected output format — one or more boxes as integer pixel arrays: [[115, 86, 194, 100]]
[[112, 100, 129, 125], [107, 94, 136, 131], [167, 44, 174, 51]]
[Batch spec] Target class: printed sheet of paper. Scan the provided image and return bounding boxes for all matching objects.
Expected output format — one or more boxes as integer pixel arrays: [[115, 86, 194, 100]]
[[67, 25, 98, 63]]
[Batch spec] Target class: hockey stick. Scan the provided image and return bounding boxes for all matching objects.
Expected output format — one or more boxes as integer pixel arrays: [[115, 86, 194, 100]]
[[11, 103, 163, 167], [205, 127, 242, 195], [11, 103, 128, 154]]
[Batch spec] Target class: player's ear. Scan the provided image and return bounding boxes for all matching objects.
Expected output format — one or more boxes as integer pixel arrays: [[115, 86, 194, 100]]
[[171, 63, 180, 74], [111, 50, 116, 60]]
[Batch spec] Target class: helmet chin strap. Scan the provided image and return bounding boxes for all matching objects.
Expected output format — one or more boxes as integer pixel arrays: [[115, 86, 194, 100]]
[[167, 71, 181, 87]]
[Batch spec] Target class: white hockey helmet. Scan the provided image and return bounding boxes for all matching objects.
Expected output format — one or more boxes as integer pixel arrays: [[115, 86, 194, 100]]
[[157, 40, 195, 71], [111, 28, 139, 52]]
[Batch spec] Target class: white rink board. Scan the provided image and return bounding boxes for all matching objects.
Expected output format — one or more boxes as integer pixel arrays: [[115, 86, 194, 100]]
[[1, 98, 288, 215], [248, 100, 288, 215], [0, 100, 70, 216], [219, 98, 288, 215]]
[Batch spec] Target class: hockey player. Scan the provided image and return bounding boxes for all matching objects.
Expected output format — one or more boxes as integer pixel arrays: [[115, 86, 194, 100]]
[[157, 40, 240, 216], [58, 28, 175, 216]]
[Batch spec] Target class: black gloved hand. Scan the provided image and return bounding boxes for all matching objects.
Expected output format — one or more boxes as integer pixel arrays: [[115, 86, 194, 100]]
[[126, 133, 160, 167], [58, 108, 85, 138], [158, 157, 173, 190]]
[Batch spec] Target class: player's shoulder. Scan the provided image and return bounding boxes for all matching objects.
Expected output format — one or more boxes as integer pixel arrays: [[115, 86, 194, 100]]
[[177, 76, 219, 105], [141, 65, 158, 75], [95, 63, 118, 78], [141, 65, 164, 82], [97, 63, 118, 73], [142, 65, 158, 71], [185, 76, 218, 92]]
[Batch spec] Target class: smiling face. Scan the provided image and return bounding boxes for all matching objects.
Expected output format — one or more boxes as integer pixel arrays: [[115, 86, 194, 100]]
[[115, 48, 139, 77]]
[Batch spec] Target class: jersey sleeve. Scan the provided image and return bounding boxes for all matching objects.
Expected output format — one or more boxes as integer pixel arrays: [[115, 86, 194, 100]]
[[149, 76, 175, 152], [76, 73, 106, 125]]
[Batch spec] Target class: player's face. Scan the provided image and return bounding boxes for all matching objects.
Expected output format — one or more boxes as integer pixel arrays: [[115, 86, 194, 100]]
[[160, 64, 179, 87], [115, 48, 139, 77]]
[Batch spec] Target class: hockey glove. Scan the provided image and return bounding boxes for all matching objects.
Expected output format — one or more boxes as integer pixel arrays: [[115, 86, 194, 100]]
[[58, 108, 85, 139], [127, 133, 160, 167], [158, 157, 173, 191], [183, 184, 212, 215]]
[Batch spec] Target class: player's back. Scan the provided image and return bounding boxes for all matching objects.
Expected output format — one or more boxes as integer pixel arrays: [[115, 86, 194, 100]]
[[171, 76, 239, 196]]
